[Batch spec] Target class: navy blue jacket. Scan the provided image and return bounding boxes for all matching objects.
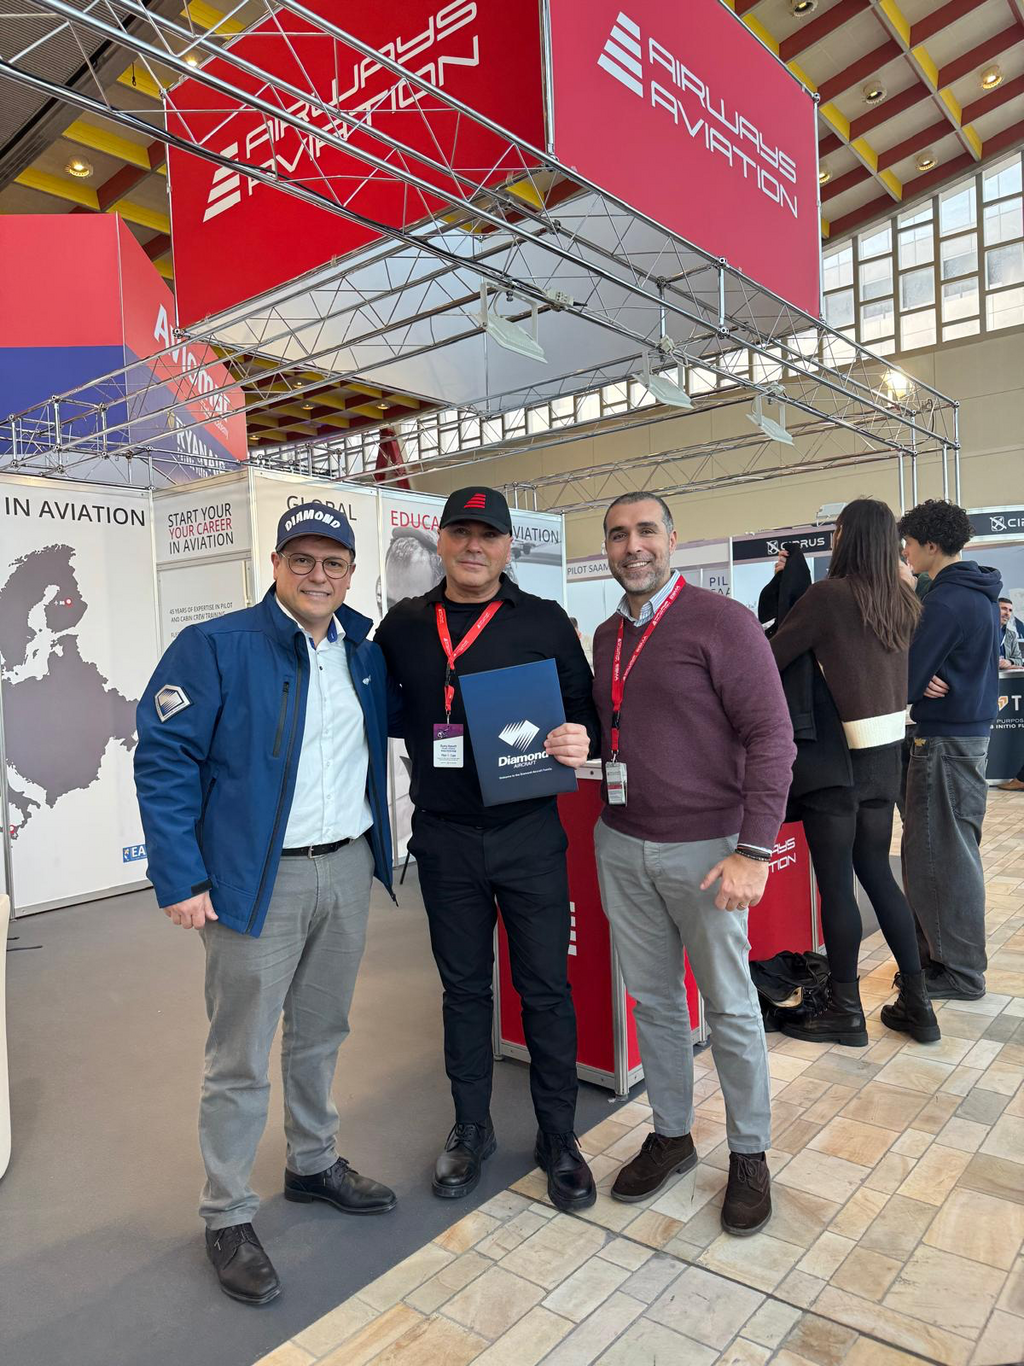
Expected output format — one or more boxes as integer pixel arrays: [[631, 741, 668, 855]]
[[135, 588, 396, 936], [908, 560, 1002, 737]]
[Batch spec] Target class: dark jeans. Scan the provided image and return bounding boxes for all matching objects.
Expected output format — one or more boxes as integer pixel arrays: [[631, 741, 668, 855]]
[[409, 804, 578, 1133], [796, 744, 921, 983], [903, 735, 989, 995]]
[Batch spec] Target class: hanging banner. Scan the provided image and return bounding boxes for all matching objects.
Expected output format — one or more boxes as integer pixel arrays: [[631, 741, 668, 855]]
[[547, 0, 821, 317], [0, 476, 157, 914], [166, 0, 546, 326]]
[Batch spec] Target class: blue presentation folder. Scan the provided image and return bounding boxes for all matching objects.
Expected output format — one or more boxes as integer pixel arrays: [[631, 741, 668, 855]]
[[459, 658, 579, 806]]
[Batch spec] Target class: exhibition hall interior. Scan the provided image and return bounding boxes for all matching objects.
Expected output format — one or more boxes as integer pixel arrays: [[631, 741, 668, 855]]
[[3, 1, 1024, 1364]]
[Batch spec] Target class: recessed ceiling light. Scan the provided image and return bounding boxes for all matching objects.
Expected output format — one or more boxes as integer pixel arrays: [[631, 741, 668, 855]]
[[301, 401, 314, 410], [377, 402, 388, 410], [981, 64, 1003, 91], [66, 156, 93, 178], [819, 164, 832, 186], [790, 0, 818, 14], [184, 53, 200, 67], [916, 150, 936, 172], [862, 79, 887, 104]]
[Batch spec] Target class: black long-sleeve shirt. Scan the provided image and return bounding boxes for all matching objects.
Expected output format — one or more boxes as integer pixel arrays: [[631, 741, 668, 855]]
[[375, 574, 599, 824]]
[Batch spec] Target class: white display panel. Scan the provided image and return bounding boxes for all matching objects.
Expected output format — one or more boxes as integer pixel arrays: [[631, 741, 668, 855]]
[[0, 476, 157, 914], [157, 558, 250, 648], [153, 471, 250, 565]]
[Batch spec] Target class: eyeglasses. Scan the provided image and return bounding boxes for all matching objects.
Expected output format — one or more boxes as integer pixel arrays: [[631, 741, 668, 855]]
[[281, 551, 353, 579]]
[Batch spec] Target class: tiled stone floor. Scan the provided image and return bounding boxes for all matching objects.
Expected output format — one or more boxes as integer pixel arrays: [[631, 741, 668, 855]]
[[256, 792, 1024, 1366]]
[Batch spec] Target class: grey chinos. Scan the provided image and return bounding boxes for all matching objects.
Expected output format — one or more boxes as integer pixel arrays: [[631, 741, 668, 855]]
[[595, 821, 772, 1154], [198, 837, 373, 1228]]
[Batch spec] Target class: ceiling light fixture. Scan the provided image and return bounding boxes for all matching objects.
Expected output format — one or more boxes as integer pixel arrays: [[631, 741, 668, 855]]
[[633, 355, 693, 410], [819, 164, 832, 186], [184, 52, 200, 67], [882, 368, 915, 402], [478, 285, 547, 363], [981, 64, 1003, 91], [862, 79, 887, 104], [916, 150, 936, 172], [790, 0, 818, 13], [377, 401, 388, 410], [301, 401, 314, 410], [748, 392, 794, 446], [66, 156, 93, 178]]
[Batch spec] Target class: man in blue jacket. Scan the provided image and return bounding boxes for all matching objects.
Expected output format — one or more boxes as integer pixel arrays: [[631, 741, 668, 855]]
[[899, 499, 1001, 1002], [135, 503, 398, 1305]]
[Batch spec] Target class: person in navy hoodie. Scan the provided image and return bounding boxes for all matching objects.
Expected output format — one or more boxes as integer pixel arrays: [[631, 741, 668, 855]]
[[135, 504, 398, 1305], [898, 499, 1001, 1001]]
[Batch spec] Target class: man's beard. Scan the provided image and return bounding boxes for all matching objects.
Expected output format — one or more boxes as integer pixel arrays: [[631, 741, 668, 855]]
[[611, 557, 667, 594]]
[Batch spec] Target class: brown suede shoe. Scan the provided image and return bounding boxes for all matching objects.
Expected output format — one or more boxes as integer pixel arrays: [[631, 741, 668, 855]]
[[721, 1152, 771, 1236], [998, 778, 1024, 791], [610, 1132, 697, 1203]]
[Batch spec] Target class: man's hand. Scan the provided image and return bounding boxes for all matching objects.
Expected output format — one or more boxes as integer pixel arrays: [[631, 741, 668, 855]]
[[923, 675, 950, 699], [898, 559, 915, 588], [773, 548, 789, 575], [701, 853, 769, 911], [1000, 657, 1012, 670], [162, 890, 217, 929], [544, 722, 590, 768]]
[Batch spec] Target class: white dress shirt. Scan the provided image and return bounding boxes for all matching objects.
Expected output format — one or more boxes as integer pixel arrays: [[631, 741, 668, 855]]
[[616, 570, 681, 628], [276, 599, 372, 846]]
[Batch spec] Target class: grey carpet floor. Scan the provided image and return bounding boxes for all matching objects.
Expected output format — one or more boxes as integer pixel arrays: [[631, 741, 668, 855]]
[[0, 870, 633, 1366]]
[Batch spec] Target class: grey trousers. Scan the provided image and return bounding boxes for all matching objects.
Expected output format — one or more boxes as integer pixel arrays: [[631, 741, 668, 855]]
[[903, 735, 989, 995], [198, 837, 373, 1228], [594, 821, 771, 1154]]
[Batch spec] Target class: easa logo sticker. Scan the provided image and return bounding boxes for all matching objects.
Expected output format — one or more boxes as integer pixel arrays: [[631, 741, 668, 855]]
[[123, 844, 147, 863]]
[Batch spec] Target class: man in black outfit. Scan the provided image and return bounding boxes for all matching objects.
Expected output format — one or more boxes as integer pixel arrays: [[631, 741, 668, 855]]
[[375, 487, 599, 1212]]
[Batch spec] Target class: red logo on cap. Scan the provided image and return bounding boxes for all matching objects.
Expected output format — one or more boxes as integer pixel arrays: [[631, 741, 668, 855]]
[[464, 493, 487, 509]]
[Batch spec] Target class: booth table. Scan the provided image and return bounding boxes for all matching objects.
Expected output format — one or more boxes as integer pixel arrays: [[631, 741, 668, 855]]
[[988, 670, 1024, 782], [494, 763, 819, 1094]]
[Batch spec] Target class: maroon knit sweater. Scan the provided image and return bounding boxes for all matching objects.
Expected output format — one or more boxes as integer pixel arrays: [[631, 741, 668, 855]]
[[592, 582, 795, 849]]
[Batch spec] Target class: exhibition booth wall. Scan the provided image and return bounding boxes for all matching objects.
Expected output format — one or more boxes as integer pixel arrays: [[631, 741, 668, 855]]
[[0, 469, 564, 917]]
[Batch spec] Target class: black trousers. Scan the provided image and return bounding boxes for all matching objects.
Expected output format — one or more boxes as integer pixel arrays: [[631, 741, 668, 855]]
[[409, 804, 578, 1133]]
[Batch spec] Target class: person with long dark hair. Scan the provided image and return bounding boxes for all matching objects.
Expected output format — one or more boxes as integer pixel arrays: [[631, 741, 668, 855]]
[[768, 498, 940, 1046]]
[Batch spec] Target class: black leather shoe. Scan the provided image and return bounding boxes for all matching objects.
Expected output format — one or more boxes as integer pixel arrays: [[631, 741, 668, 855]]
[[432, 1121, 496, 1199], [205, 1223, 280, 1305], [284, 1156, 397, 1215], [721, 1152, 772, 1236], [781, 978, 868, 1047], [881, 971, 941, 1043], [535, 1130, 597, 1212]]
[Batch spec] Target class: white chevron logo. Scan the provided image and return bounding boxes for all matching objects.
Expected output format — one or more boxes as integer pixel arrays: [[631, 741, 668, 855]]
[[203, 144, 242, 221], [597, 12, 643, 98], [499, 719, 541, 751]]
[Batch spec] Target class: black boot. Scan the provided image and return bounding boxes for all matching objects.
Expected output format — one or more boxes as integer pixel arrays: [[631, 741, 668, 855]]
[[432, 1120, 496, 1199], [535, 1130, 596, 1212], [780, 978, 868, 1047], [205, 1224, 280, 1305], [880, 971, 941, 1042]]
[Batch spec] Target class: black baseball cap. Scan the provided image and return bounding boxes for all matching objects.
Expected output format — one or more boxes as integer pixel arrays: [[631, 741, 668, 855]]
[[276, 502, 356, 554], [439, 487, 512, 535]]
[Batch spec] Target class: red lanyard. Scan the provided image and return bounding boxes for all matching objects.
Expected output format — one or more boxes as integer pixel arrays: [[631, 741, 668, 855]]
[[435, 600, 503, 719], [610, 575, 685, 758]]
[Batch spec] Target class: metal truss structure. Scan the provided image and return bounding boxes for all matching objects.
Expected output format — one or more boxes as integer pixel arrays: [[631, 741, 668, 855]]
[[0, 0, 961, 507]]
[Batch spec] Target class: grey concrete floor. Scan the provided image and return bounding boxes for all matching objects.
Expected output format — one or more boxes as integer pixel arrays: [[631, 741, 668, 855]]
[[0, 871, 633, 1366]]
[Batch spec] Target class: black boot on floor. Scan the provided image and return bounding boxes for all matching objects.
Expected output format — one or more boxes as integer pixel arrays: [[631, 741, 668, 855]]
[[880, 971, 941, 1043], [432, 1121, 496, 1199], [205, 1224, 280, 1305], [535, 1130, 597, 1212], [780, 978, 869, 1047]]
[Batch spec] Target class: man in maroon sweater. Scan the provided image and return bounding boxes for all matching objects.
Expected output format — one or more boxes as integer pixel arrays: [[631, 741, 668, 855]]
[[592, 493, 795, 1235]]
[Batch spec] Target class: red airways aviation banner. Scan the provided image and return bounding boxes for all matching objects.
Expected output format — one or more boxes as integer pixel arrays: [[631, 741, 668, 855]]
[[548, 0, 821, 318], [166, 0, 547, 326]]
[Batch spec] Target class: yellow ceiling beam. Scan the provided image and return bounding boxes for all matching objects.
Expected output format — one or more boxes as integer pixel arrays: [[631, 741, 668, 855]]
[[182, 1, 242, 35], [62, 119, 154, 170], [116, 65, 163, 100], [153, 257, 174, 280], [16, 167, 98, 209], [821, 217, 830, 238], [108, 199, 171, 233]]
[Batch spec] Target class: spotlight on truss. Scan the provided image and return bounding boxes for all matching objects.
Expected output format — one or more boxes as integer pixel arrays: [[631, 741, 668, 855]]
[[748, 393, 794, 446], [634, 355, 693, 410], [478, 285, 546, 363]]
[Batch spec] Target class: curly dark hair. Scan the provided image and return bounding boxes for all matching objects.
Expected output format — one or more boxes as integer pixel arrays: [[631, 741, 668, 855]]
[[896, 499, 972, 556]]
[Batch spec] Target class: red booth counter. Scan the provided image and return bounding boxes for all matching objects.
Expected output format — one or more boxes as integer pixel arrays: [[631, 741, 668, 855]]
[[494, 763, 818, 1094]]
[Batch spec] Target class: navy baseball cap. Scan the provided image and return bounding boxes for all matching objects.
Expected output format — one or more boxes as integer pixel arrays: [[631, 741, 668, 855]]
[[276, 502, 356, 554], [439, 486, 512, 534]]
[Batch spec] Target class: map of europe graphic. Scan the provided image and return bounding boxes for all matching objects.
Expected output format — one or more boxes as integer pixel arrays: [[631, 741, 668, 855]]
[[0, 545, 138, 837]]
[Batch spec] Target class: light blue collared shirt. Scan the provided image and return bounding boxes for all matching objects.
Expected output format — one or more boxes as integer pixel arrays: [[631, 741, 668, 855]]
[[615, 570, 682, 628], [276, 598, 372, 846]]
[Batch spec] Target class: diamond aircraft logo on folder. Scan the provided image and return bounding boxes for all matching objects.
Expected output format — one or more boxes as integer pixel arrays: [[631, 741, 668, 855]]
[[499, 719, 540, 751]]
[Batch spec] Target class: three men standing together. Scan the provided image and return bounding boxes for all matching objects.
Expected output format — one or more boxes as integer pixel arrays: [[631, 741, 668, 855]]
[[135, 484, 795, 1302]]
